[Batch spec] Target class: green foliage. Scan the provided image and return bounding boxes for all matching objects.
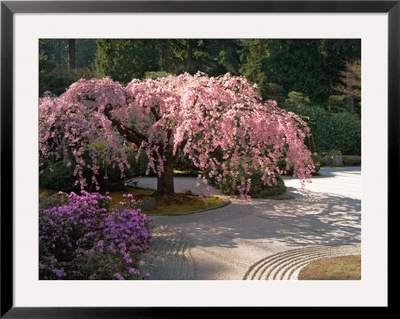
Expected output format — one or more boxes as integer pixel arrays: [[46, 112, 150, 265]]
[[39, 39, 99, 96], [192, 39, 242, 76], [40, 161, 76, 192], [278, 154, 321, 175], [95, 39, 159, 84], [40, 39, 98, 68], [39, 150, 157, 193], [74, 39, 98, 69], [331, 112, 361, 155], [161, 39, 242, 75], [311, 154, 323, 172], [39, 66, 102, 97], [322, 149, 344, 167], [173, 156, 197, 172], [342, 155, 361, 166], [287, 105, 361, 155], [326, 95, 348, 113], [240, 39, 361, 105], [40, 39, 69, 66], [284, 91, 311, 108], [128, 151, 157, 177], [144, 71, 172, 79], [264, 40, 328, 103], [288, 105, 335, 154], [214, 168, 287, 198], [94, 39, 242, 82], [39, 51, 55, 74], [40, 38, 361, 108], [39, 157, 134, 192], [263, 82, 286, 105]]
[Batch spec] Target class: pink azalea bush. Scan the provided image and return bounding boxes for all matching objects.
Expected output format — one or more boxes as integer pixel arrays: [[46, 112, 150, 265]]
[[39, 72, 315, 197], [39, 191, 152, 280]]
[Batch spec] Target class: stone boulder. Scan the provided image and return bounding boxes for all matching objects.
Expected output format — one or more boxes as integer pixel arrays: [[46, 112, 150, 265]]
[[323, 150, 344, 167], [179, 188, 193, 195], [141, 197, 156, 211]]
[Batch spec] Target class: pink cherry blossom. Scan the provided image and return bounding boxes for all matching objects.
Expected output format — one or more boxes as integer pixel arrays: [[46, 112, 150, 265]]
[[39, 72, 314, 197]]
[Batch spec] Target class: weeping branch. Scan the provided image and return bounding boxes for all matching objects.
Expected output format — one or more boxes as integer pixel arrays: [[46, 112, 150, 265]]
[[104, 104, 147, 145]]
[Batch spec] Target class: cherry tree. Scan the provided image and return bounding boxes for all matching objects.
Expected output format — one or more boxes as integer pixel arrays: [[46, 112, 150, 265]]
[[39, 72, 315, 197]]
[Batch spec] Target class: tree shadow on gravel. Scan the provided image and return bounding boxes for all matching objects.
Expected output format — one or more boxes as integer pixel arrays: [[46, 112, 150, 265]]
[[153, 188, 361, 250]]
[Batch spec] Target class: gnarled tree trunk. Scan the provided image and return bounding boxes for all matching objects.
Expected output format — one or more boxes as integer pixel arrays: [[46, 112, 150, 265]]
[[156, 157, 175, 196], [156, 147, 177, 196]]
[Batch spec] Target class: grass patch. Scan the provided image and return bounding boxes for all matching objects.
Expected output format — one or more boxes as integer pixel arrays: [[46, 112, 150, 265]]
[[149, 194, 227, 215], [108, 187, 228, 215], [107, 187, 155, 204], [39, 186, 228, 216], [298, 255, 361, 280], [39, 187, 58, 200], [173, 169, 202, 177]]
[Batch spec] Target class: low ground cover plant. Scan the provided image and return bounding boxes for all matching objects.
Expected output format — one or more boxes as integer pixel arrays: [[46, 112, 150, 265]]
[[298, 255, 361, 280], [39, 190, 152, 280]]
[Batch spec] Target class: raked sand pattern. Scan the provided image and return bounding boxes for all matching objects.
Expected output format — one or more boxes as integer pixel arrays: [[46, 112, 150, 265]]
[[135, 167, 361, 280]]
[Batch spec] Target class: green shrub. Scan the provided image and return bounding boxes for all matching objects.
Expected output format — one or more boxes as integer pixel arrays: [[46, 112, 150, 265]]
[[40, 161, 76, 192], [144, 71, 172, 79], [287, 105, 335, 154], [287, 105, 361, 156], [128, 151, 156, 177], [39, 150, 158, 192], [215, 168, 286, 198], [173, 156, 198, 172], [331, 112, 361, 155], [40, 157, 134, 192], [326, 95, 348, 113], [311, 154, 323, 172], [278, 154, 321, 175], [342, 155, 361, 166], [263, 82, 286, 105], [284, 91, 311, 108], [322, 149, 344, 167], [39, 66, 102, 97]]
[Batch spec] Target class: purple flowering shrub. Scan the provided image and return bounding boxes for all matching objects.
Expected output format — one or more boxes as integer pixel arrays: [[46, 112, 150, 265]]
[[39, 191, 152, 280]]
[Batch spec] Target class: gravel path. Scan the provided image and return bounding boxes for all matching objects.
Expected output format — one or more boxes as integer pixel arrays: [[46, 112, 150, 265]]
[[135, 167, 361, 280]]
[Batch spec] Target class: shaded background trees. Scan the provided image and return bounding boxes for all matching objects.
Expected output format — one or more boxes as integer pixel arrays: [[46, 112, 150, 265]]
[[40, 39, 360, 98], [40, 39, 360, 111]]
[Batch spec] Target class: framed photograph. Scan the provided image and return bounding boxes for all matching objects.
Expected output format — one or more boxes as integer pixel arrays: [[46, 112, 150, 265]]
[[1, 0, 394, 317]]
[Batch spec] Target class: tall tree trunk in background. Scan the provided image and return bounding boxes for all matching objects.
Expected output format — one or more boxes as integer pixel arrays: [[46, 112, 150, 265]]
[[186, 39, 194, 74], [68, 39, 76, 70]]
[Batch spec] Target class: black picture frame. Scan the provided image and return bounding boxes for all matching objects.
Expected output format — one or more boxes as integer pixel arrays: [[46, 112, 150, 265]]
[[1, 0, 393, 317]]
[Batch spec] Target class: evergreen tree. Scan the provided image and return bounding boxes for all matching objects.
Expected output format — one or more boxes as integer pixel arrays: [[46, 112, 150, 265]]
[[263, 39, 327, 103], [95, 39, 159, 84]]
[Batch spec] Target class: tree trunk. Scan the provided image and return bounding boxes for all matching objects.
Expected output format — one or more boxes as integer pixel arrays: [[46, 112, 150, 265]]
[[102, 103, 177, 197], [156, 154, 175, 196], [186, 39, 194, 74], [68, 39, 76, 70]]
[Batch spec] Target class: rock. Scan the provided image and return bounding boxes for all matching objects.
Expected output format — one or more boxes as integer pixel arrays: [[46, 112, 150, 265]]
[[323, 150, 344, 167], [141, 196, 156, 211], [342, 155, 361, 166], [123, 179, 138, 187], [179, 188, 193, 195]]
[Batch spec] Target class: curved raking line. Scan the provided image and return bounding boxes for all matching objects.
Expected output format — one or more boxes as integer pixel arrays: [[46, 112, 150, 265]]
[[243, 244, 361, 280]]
